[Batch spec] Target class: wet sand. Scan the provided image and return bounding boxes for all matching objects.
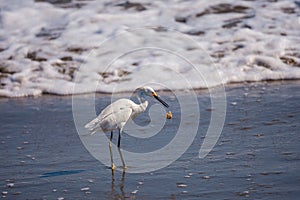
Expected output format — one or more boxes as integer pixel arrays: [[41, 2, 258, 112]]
[[0, 81, 299, 199]]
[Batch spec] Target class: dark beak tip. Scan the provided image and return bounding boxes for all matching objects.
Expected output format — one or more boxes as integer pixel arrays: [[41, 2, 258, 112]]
[[154, 95, 169, 108]]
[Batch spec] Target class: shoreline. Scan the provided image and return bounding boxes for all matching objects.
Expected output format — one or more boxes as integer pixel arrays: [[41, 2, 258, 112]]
[[0, 79, 299, 99]]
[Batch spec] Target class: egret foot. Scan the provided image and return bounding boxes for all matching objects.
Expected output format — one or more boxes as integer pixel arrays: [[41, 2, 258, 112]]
[[111, 164, 116, 171]]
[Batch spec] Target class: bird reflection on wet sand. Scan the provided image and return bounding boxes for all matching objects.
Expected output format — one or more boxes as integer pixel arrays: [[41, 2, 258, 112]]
[[110, 170, 126, 199]]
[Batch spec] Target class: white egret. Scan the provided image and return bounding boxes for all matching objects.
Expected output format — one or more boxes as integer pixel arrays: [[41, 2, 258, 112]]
[[84, 86, 169, 170]]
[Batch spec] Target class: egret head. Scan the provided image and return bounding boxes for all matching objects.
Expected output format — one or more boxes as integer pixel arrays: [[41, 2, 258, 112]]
[[136, 86, 169, 108]]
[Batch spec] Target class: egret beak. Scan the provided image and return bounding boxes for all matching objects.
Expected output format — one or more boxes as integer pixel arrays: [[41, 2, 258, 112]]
[[152, 92, 169, 108]]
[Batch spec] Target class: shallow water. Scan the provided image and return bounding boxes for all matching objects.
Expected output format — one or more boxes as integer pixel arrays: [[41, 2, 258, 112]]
[[0, 81, 299, 199]]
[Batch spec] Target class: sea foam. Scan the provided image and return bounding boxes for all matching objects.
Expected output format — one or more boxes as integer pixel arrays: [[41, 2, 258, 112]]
[[0, 0, 299, 97]]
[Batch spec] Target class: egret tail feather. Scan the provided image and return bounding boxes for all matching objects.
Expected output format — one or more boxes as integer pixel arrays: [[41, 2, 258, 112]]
[[85, 118, 102, 135]]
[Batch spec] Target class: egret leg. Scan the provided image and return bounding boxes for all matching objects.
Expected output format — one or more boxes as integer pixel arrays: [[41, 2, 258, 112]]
[[117, 129, 126, 170], [109, 131, 116, 171]]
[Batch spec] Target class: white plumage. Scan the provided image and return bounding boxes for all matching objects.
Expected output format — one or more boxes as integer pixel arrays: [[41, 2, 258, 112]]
[[84, 98, 148, 134], [84, 86, 169, 171]]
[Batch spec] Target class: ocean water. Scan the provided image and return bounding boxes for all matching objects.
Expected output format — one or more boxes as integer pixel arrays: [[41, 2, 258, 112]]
[[0, 81, 299, 199], [0, 0, 300, 97]]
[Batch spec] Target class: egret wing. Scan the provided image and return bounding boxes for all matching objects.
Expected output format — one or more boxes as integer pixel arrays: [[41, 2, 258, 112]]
[[98, 99, 133, 121], [85, 99, 134, 134], [100, 107, 132, 132]]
